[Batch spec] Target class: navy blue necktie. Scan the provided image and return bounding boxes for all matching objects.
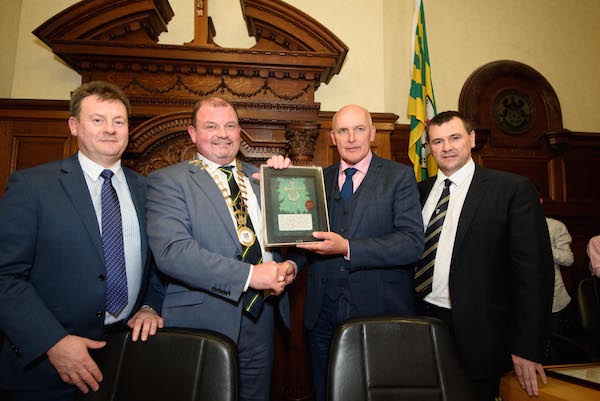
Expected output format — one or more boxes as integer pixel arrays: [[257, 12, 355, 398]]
[[100, 169, 128, 316], [218, 166, 264, 318], [415, 178, 452, 297], [340, 168, 357, 204]]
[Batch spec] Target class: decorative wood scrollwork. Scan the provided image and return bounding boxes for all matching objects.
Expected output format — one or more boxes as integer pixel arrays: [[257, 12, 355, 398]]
[[285, 123, 320, 165]]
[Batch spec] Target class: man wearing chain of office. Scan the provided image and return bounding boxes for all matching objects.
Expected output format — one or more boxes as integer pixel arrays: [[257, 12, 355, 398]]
[[146, 97, 295, 401]]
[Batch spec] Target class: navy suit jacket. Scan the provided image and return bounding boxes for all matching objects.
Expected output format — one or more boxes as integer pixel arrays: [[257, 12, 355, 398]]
[[301, 154, 424, 330], [418, 165, 554, 379], [0, 155, 163, 391], [146, 159, 290, 344]]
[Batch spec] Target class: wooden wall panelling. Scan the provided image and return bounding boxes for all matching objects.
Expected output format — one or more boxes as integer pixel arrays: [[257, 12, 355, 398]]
[[0, 100, 73, 196]]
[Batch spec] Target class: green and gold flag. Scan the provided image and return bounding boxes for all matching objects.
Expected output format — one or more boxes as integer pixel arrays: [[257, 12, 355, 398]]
[[408, 0, 437, 181]]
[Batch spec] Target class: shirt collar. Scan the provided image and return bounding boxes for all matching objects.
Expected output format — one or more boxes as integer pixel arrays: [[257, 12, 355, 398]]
[[339, 150, 373, 176], [196, 152, 236, 174], [78, 151, 123, 182], [435, 158, 475, 188]]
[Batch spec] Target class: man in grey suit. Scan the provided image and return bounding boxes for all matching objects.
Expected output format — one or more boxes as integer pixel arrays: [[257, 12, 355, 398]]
[[293, 104, 424, 401], [146, 97, 295, 401], [0, 81, 164, 401]]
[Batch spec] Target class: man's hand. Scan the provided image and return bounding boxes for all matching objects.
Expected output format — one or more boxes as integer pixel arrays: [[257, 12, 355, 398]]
[[266, 155, 291, 169], [278, 261, 296, 286], [46, 334, 106, 394], [252, 155, 292, 180], [250, 261, 286, 295], [296, 231, 349, 256], [511, 354, 547, 397], [127, 307, 164, 342]]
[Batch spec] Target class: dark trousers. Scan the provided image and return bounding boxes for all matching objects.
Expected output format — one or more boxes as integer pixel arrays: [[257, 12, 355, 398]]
[[237, 302, 275, 401], [308, 295, 358, 401], [7, 387, 76, 401], [416, 299, 500, 401]]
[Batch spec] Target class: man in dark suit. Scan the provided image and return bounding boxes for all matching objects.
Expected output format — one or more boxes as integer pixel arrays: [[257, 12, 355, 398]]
[[146, 97, 295, 401], [294, 104, 424, 401], [415, 110, 553, 400], [0, 81, 164, 401]]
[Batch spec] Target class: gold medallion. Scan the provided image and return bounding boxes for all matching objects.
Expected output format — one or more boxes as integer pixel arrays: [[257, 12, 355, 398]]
[[238, 226, 256, 247]]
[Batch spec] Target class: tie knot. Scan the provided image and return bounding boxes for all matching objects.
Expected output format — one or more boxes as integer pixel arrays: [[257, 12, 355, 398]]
[[218, 165, 234, 173], [444, 178, 452, 188], [101, 169, 114, 181], [345, 168, 357, 178]]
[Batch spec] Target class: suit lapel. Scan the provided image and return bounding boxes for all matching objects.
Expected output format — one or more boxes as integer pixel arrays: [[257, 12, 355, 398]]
[[188, 164, 242, 252], [347, 155, 383, 238], [124, 168, 148, 269], [59, 155, 104, 263], [325, 162, 340, 217], [453, 165, 488, 258], [241, 161, 261, 208], [418, 177, 436, 208]]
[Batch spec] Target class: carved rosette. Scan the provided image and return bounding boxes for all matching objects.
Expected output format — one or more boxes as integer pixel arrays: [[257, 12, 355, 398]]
[[285, 123, 319, 165]]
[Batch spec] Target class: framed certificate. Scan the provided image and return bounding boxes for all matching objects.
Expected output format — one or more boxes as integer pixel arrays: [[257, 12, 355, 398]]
[[260, 165, 330, 246], [546, 364, 600, 389]]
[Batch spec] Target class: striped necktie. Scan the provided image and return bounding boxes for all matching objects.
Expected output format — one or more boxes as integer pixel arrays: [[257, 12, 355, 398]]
[[415, 178, 452, 297], [219, 165, 264, 318], [100, 169, 128, 316]]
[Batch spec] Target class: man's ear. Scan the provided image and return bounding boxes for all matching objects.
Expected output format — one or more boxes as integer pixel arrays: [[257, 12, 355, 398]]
[[68, 116, 78, 137]]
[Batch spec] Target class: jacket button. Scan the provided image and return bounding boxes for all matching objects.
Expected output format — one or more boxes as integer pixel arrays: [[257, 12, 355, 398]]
[[98, 274, 105, 281], [96, 311, 103, 318], [212, 287, 217, 292], [237, 255, 242, 261], [322, 278, 326, 284]]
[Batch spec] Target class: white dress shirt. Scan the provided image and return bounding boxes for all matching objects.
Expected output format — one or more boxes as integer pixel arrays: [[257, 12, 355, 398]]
[[197, 154, 273, 291], [422, 158, 475, 309], [78, 152, 142, 324]]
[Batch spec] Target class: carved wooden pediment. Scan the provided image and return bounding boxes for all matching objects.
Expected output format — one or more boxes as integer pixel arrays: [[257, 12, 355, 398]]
[[33, 0, 174, 47], [34, 0, 348, 169], [33, 0, 348, 94]]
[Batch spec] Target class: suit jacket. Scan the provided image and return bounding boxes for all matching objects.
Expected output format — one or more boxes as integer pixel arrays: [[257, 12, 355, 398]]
[[302, 154, 424, 330], [146, 159, 290, 343], [418, 165, 554, 379], [0, 155, 163, 391]]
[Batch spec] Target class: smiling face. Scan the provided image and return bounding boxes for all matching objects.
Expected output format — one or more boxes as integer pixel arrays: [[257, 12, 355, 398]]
[[68, 95, 129, 168], [188, 101, 241, 165], [427, 116, 475, 177], [330, 104, 376, 165]]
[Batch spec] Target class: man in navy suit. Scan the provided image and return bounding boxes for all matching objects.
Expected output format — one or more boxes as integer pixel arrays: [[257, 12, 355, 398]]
[[0, 81, 164, 401], [415, 111, 553, 400], [294, 104, 424, 401], [146, 97, 295, 401]]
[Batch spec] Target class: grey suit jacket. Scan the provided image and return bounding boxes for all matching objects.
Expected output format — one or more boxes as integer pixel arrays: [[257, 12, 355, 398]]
[[146, 159, 290, 343]]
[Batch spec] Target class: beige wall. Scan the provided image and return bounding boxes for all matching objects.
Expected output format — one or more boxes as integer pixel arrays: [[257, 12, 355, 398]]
[[0, 0, 24, 97], [2, 0, 599, 132]]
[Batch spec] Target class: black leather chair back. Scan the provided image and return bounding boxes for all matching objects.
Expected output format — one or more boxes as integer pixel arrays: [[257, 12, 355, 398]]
[[328, 316, 476, 401], [80, 328, 238, 401], [578, 276, 600, 352]]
